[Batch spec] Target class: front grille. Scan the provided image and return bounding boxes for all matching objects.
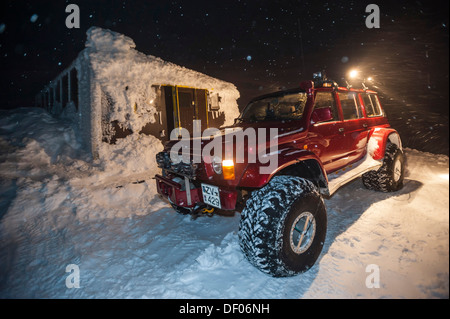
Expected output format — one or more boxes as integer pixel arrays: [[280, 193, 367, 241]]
[[156, 151, 198, 178]]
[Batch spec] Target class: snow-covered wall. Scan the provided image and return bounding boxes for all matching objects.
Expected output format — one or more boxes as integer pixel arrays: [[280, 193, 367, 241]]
[[76, 53, 95, 157]]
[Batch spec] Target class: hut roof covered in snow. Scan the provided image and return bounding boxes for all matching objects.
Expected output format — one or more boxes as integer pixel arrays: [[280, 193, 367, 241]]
[[84, 27, 240, 132], [37, 27, 240, 160]]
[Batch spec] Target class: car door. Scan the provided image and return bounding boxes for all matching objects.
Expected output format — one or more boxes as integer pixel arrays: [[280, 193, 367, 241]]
[[307, 90, 353, 173], [336, 90, 370, 164]]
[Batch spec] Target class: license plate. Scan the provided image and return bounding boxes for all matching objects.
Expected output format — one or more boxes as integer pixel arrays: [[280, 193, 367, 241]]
[[201, 183, 221, 209]]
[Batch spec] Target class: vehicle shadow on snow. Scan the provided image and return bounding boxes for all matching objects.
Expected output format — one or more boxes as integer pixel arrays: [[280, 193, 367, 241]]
[[203, 176, 423, 298], [281, 177, 424, 297], [308, 177, 423, 281]]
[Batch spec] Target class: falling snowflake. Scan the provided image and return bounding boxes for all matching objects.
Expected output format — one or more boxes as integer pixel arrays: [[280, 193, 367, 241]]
[[30, 14, 39, 23]]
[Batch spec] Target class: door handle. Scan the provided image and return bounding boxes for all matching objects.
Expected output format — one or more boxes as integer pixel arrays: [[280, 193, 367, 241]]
[[338, 127, 344, 133], [363, 123, 368, 128]]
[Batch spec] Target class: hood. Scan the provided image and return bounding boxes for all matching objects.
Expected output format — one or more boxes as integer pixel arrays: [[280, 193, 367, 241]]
[[162, 118, 308, 159]]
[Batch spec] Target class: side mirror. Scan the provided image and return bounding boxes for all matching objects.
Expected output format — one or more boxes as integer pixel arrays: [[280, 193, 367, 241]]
[[311, 107, 333, 124]]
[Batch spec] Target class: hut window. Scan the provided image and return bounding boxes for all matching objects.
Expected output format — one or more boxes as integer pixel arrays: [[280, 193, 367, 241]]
[[49, 87, 54, 110], [56, 81, 61, 102], [62, 74, 69, 106], [70, 68, 79, 111], [45, 91, 49, 110]]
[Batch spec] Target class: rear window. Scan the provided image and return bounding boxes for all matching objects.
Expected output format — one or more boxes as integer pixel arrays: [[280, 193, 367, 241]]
[[362, 94, 383, 117]]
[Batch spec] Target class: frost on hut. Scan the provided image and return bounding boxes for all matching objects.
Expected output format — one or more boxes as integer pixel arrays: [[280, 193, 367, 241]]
[[35, 27, 240, 158]]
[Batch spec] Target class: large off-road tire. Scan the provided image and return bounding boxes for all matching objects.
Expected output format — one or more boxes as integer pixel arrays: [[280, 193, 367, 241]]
[[362, 143, 405, 192], [239, 176, 327, 277]]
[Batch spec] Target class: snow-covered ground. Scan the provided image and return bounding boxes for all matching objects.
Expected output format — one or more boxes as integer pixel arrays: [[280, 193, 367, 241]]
[[0, 108, 448, 299]]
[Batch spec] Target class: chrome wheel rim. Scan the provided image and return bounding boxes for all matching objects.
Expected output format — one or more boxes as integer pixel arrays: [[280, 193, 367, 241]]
[[290, 212, 316, 254]]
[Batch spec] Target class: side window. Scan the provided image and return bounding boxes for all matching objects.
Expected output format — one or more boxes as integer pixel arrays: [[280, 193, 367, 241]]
[[362, 94, 375, 116], [70, 68, 79, 111], [338, 92, 363, 120], [362, 94, 383, 117], [56, 80, 61, 103], [62, 74, 69, 107], [49, 87, 54, 111], [371, 95, 383, 117], [313, 92, 339, 121]]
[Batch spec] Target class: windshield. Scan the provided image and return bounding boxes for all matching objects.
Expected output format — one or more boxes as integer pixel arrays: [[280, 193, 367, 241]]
[[238, 92, 307, 122]]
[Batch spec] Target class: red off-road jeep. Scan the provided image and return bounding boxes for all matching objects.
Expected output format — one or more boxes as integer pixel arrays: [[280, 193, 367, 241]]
[[155, 74, 405, 277]]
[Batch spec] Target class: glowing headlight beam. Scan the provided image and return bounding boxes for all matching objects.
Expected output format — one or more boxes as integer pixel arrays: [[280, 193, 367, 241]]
[[222, 160, 235, 180], [349, 69, 359, 79]]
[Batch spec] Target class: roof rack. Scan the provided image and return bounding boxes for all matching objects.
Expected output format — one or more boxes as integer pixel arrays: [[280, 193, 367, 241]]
[[313, 71, 338, 88]]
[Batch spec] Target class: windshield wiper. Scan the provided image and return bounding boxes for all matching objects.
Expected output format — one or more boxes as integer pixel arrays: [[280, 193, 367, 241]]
[[237, 116, 261, 123]]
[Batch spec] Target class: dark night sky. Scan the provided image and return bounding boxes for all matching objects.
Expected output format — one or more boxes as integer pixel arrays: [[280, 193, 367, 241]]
[[0, 0, 449, 152]]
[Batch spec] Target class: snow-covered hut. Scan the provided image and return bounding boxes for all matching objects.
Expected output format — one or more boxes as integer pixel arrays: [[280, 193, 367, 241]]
[[36, 27, 240, 159]]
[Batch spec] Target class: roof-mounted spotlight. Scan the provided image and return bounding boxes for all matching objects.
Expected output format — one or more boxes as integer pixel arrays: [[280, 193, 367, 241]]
[[346, 69, 373, 89], [362, 76, 374, 90], [346, 69, 359, 88], [348, 69, 359, 79]]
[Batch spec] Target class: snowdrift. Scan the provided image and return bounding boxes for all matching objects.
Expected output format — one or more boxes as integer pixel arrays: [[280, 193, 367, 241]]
[[0, 107, 448, 298]]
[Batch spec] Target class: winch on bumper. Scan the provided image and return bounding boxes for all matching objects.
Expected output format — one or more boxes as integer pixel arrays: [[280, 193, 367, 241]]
[[155, 152, 238, 211]]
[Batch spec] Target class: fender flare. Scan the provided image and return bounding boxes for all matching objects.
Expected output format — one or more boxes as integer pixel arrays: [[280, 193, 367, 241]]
[[368, 128, 402, 160], [238, 149, 328, 192]]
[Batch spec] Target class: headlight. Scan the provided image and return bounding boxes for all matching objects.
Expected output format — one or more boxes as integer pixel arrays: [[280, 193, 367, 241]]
[[212, 156, 222, 174]]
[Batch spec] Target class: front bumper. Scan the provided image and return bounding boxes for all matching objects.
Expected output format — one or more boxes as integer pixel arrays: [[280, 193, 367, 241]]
[[155, 174, 237, 210]]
